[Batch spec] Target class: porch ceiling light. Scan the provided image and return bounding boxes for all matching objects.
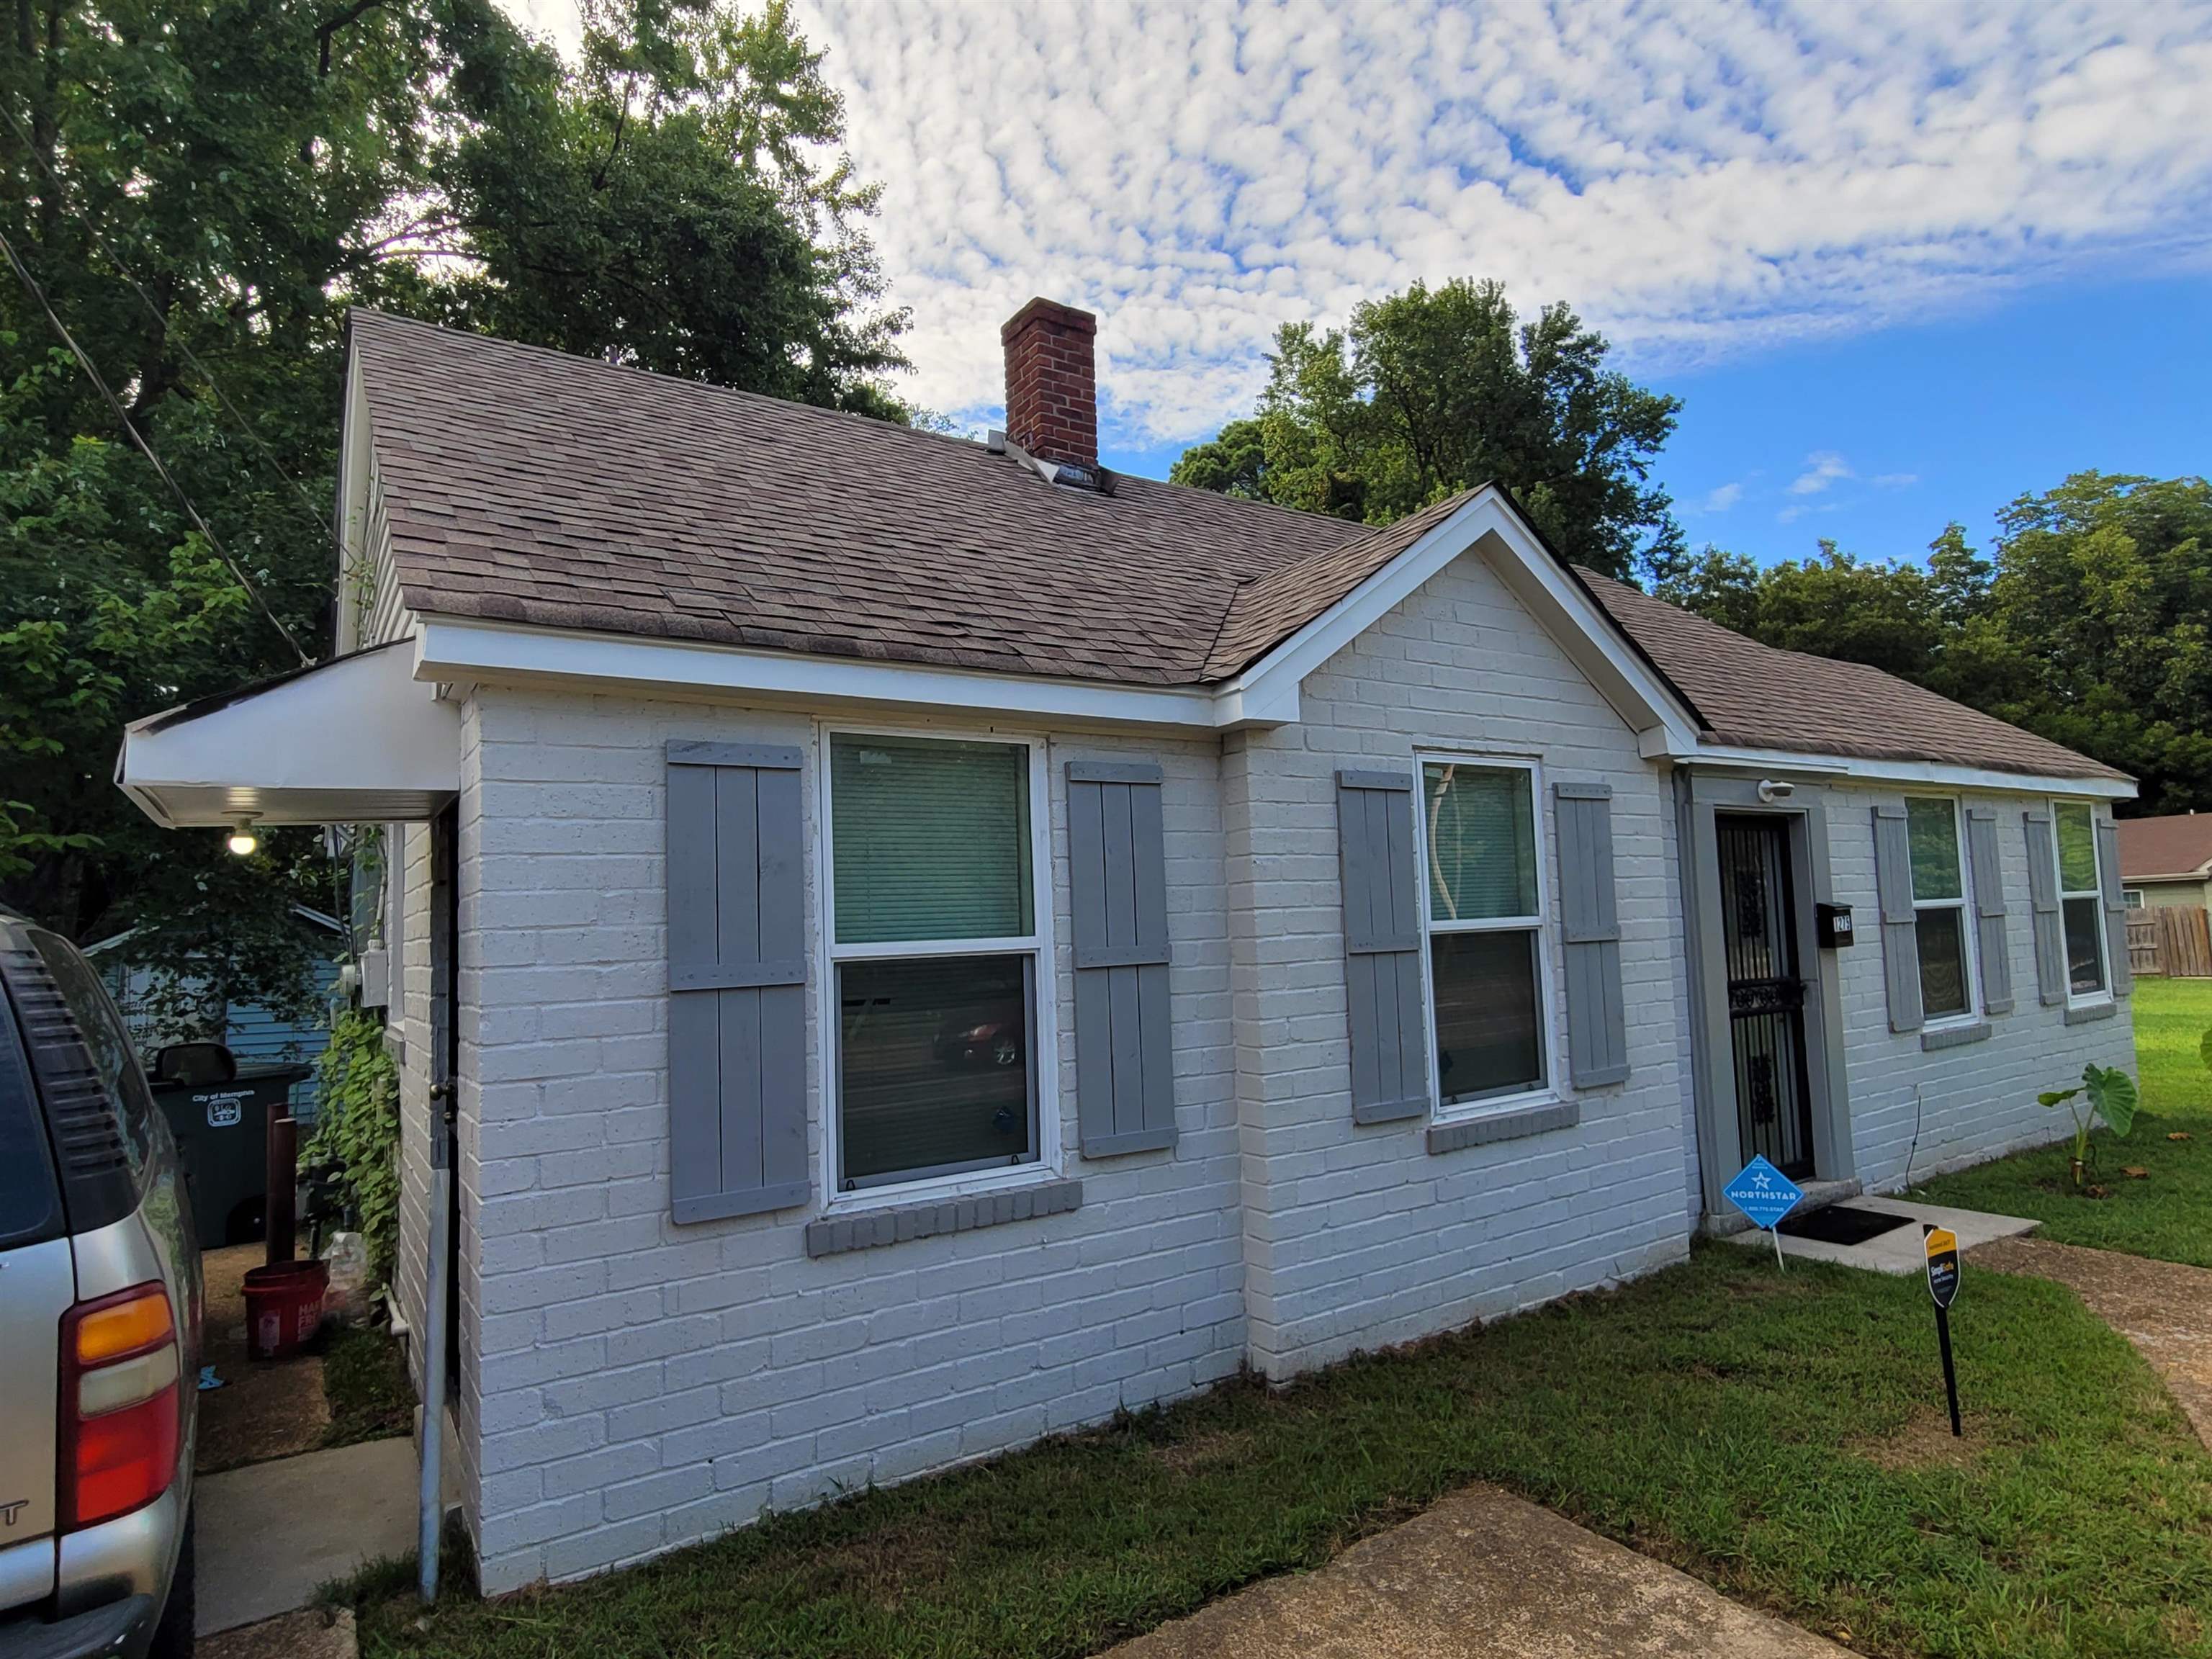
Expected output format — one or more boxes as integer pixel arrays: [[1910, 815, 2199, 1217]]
[[225, 817, 259, 857]]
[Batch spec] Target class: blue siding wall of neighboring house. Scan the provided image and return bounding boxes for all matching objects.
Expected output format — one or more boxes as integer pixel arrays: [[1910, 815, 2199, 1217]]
[[99, 952, 341, 1120]]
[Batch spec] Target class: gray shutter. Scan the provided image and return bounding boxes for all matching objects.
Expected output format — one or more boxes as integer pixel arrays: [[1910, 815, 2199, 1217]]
[[1553, 783, 1629, 1088], [665, 740, 809, 1223], [1965, 807, 2013, 1015], [1336, 770, 1428, 1124], [1872, 803, 1923, 1034], [2023, 809, 2067, 1006], [2096, 814, 2133, 997], [1066, 760, 1176, 1156]]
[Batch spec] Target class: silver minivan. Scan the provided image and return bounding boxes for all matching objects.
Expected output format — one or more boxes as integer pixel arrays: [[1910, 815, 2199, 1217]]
[[0, 912, 198, 1658]]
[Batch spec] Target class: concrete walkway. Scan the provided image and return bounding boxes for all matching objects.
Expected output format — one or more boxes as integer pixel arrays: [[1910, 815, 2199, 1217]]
[[1107, 1485, 1848, 1659], [1973, 1235, 2212, 1449], [1721, 1195, 2037, 1276], [196, 1437, 417, 1635]]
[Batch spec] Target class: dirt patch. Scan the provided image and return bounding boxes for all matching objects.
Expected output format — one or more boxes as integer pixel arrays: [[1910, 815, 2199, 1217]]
[[1971, 1236, 2212, 1449], [194, 1242, 329, 1474], [1846, 1405, 1977, 1473], [810, 1518, 959, 1608], [1148, 1430, 1254, 1473], [198, 1606, 354, 1659]]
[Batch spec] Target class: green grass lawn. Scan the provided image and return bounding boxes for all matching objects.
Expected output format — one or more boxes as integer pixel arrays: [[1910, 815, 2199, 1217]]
[[1911, 976, 2212, 1267], [356, 1245, 2212, 1659], [320, 1321, 417, 1449]]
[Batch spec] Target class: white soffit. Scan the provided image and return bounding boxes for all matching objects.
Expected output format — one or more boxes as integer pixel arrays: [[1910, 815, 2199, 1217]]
[[117, 639, 460, 827]]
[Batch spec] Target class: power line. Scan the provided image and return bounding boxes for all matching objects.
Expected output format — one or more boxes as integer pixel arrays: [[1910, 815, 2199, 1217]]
[[0, 220, 313, 666], [0, 104, 333, 543]]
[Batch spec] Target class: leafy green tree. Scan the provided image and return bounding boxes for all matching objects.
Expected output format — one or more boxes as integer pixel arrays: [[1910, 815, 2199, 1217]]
[[1961, 474, 2212, 814], [426, 0, 909, 411], [1649, 539, 1948, 682], [1, 0, 906, 1018], [1172, 278, 1684, 580], [1654, 475, 2212, 816]]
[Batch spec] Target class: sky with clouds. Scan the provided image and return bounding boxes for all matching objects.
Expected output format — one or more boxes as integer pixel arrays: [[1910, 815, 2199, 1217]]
[[499, 0, 2212, 565]]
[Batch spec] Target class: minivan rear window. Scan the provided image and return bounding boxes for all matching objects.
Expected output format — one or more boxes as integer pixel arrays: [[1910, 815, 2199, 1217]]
[[0, 988, 63, 1249]]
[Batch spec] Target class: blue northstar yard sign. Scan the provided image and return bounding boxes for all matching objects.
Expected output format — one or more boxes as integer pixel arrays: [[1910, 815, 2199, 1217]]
[[1724, 1155, 1804, 1232]]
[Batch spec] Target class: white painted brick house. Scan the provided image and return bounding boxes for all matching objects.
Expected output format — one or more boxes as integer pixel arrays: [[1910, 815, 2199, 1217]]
[[120, 299, 2136, 1593]]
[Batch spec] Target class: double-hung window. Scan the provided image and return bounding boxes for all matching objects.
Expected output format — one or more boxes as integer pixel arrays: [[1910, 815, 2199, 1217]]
[[823, 731, 1051, 1194], [2051, 800, 2108, 1000], [1905, 796, 1977, 1022], [1416, 757, 1550, 1110]]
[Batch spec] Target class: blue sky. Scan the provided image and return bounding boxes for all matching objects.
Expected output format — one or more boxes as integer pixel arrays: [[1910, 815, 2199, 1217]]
[[500, 1, 2212, 572], [1106, 270, 2212, 570]]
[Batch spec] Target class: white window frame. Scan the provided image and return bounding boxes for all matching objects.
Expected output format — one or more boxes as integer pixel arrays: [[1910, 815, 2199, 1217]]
[[2050, 798, 2112, 1009], [815, 721, 1061, 1212], [1409, 751, 1560, 1123], [1905, 796, 1982, 1030], [2123, 889, 2146, 910]]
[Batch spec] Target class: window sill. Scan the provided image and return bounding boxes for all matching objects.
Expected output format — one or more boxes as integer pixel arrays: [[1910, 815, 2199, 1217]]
[[2064, 1001, 2118, 1025], [804, 1177, 1082, 1258], [1920, 1021, 1991, 1051], [1427, 1098, 1579, 1156]]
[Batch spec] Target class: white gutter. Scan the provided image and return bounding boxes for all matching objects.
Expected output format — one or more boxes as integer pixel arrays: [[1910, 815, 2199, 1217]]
[[1666, 743, 2136, 801], [412, 617, 1239, 732]]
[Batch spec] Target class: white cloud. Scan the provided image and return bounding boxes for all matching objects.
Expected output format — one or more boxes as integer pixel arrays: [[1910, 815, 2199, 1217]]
[[1789, 451, 1856, 495], [496, 0, 2212, 450], [1697, 482, 1745, 513]]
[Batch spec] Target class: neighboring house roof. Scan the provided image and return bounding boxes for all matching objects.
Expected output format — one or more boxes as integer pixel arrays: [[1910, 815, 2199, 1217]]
[[2117, 814, 2212, 881], [348, 310, 2126, 786]]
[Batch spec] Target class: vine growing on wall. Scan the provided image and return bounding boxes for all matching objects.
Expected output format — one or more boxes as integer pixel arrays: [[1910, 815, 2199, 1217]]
[[308, 1006, 402, 1285]]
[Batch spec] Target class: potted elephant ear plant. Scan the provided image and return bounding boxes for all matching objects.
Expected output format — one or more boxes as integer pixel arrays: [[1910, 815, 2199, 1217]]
[[2041, 1064, 2138, 1193]]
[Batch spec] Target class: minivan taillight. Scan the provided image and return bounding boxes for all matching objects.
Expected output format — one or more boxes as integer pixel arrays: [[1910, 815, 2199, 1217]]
[[59, 1282, 179, 1529]]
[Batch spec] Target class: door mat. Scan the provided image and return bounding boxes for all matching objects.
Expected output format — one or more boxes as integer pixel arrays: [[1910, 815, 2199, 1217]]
[[1776, 1204, 1915, 1246]]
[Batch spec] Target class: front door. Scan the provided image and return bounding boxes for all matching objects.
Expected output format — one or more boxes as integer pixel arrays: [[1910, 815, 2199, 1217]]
[[1716, 814, 1816, 1179]]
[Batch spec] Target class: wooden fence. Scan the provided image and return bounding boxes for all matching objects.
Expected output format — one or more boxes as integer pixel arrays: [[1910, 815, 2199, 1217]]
[[2128, 906, 2212, 979]]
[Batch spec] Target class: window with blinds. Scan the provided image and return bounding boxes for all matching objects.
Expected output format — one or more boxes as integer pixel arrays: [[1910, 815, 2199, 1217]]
[[830, 734, 1034, 943], [825, 732, 1046, 1192], [1418, 759, 1548, 1108], [1906, 796, 1977, 1022], [2051, 800, 2107, 999]]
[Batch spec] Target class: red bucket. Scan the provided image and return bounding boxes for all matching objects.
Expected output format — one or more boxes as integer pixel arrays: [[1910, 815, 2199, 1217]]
[[242, 1260, 328, 1359]]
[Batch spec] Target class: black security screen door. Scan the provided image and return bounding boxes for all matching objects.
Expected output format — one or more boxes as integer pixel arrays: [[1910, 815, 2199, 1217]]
[[1716, 814, 1816, 1179]]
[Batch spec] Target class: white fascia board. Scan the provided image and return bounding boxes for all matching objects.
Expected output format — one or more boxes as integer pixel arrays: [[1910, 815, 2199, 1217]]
[[1212, 487, 1703, 747], [1679, 744, 2138, 801], [118, 642, 460, 828], [413, 617, 1231, 733]]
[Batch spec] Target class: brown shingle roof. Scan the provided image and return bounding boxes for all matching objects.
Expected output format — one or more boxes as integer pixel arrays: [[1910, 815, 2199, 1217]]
[[352, 310, 2125, 786], [2117, 814, 2212, 880], [1578, 572, 2127, 783], [351, 309, 1361, 687]]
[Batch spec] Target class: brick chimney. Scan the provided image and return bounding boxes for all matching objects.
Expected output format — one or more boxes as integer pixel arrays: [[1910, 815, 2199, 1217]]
[[1002, 297, 1098, 472]]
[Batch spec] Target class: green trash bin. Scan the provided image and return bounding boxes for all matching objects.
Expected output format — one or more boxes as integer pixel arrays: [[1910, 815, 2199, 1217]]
[[151, 1057, 313, 1250]]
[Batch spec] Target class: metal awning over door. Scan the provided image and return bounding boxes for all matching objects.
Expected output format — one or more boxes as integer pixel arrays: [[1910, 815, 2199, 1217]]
[[116, 639, 459, 827]]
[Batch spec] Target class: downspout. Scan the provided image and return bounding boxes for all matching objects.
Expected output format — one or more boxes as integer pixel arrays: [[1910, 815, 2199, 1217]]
[[418, 1097, 451, 1602], [1673, 765, 1714, 1228], [419, 802, 459, 1604]]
